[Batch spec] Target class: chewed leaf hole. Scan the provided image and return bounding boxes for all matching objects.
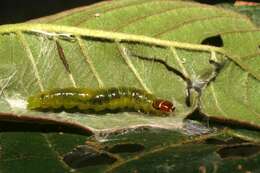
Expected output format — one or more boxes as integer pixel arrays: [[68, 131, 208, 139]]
[[201, 35, 223, 47], [63, 145, 117, 169], [108, 143, 145, 153], [205, 138, 227, 145], [217, 144, 260, 159]]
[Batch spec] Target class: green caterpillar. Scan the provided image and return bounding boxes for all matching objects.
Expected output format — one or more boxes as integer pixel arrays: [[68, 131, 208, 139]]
[[27, 87, 175, 116]]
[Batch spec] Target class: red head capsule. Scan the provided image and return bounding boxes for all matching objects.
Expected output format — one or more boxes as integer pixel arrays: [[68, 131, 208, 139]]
[[152, 99, 175, 113]]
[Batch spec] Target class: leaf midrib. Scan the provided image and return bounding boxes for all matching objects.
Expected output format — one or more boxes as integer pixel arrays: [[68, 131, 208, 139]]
[[0, 24, 223, 52]]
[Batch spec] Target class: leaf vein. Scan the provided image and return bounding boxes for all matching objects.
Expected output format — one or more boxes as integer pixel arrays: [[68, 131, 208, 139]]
[[170, 47, 189, 78], [42, 134, 72, 171], [17, 32, 44, 91], [113, 6, 201, 31], [114, 5, 213, 32], [154, 15, 242, 37], [55, 41, 77, 87], [210, 84, 228, 117], [76, 36, 104, 88], [117, 42, 152, 93]]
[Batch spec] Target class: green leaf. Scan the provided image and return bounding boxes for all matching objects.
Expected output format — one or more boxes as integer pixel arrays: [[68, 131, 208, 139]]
[[1, 1, 257, 129], [238, 5, 260, 26], [0, 0, 260, 131], [226, 127, 260, 143], [217, 3, 260, 26], [0, 122, 91, 173], [0, 120, 215, 173], [30, 0, 260, 128], [3, 123, 259, 173], [200, 61, 260, 128], [0, 23, 225, 131], [1, 1, 260, 173], [59, 127, 260, 173], [108, 143, 260, 173]]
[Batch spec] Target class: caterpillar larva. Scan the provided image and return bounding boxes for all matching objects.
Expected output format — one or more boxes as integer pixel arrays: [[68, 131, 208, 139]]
[[27, 87, 175, 116]]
